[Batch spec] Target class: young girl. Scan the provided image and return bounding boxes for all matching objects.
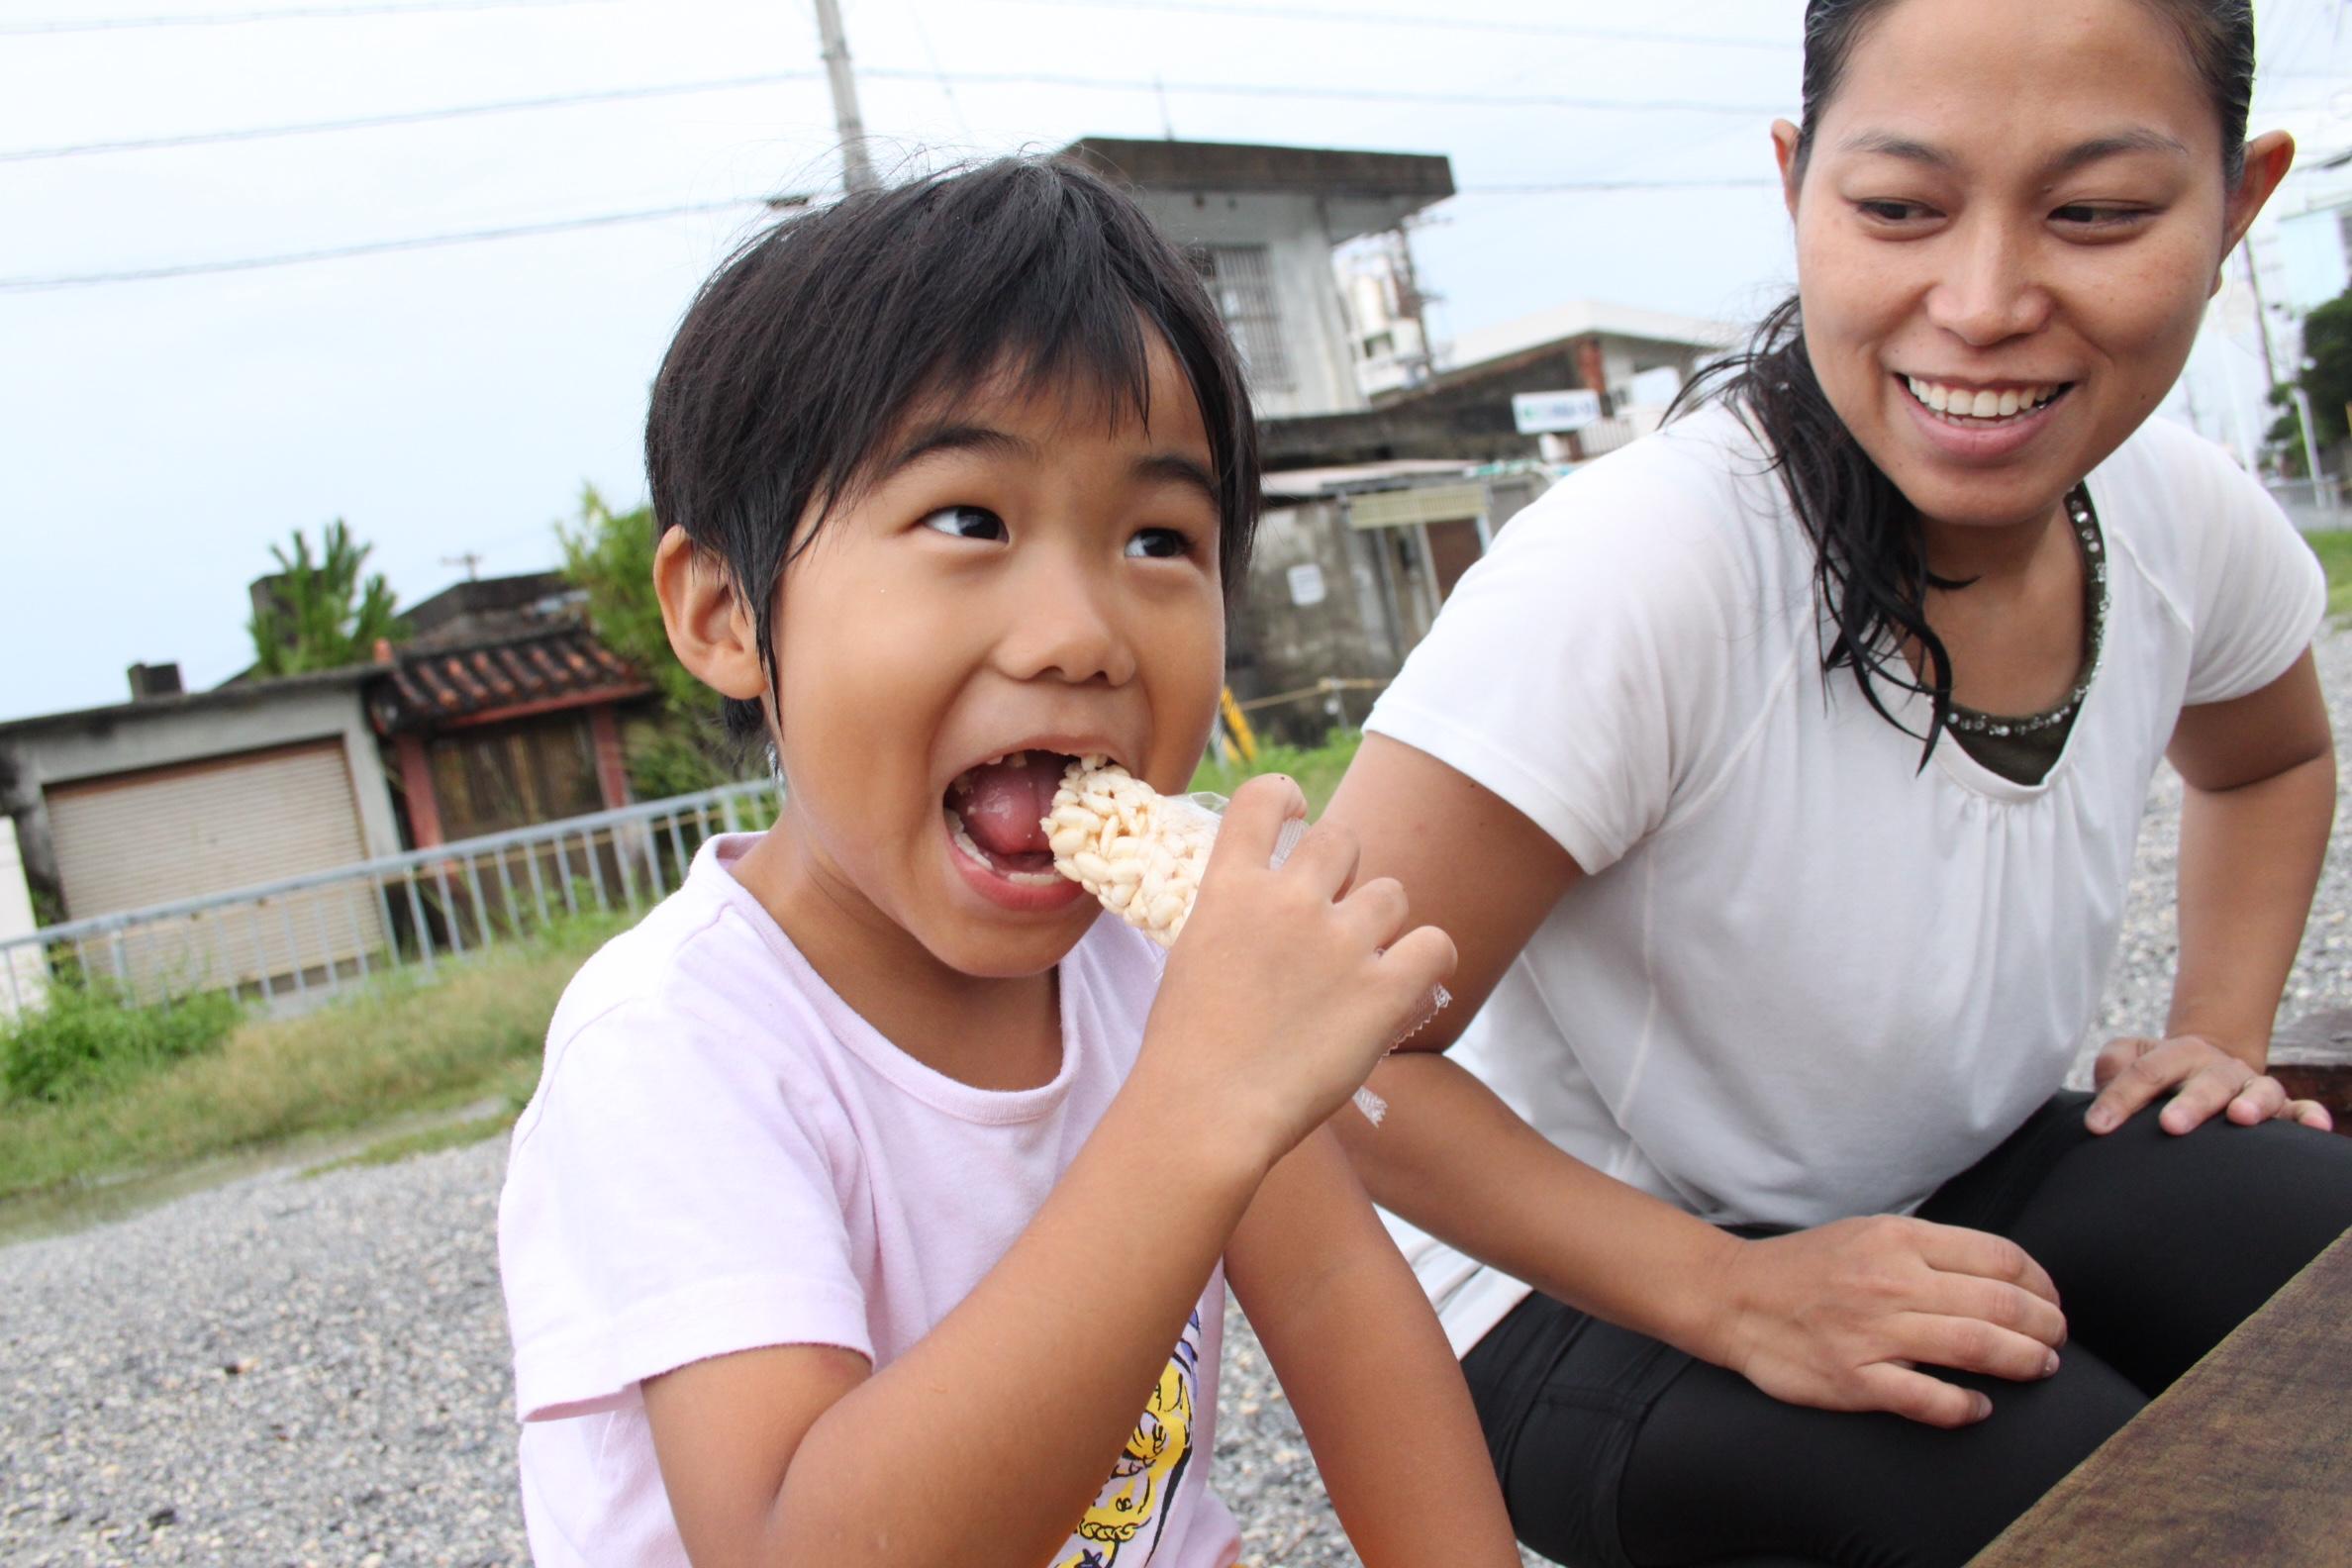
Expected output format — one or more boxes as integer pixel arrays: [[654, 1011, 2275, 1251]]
[[496, 157, 1519, 1567]]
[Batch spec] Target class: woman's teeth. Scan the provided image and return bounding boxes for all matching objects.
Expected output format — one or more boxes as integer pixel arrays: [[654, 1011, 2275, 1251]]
[[1905, 377, 2065, 422]]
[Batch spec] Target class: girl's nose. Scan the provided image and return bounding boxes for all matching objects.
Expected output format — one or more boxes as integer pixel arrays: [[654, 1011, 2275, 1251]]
[[996, 555, 1139, 688], [1924, 220, 2052, 347]]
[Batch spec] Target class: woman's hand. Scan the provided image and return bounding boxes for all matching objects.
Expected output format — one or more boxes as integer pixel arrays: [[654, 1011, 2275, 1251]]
[[1712, 1217, 2067, 1429], [2086, 1033, 2334, 1135]]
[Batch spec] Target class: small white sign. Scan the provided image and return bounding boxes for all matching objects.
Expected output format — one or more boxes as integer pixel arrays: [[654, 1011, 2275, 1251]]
[[1286, 562, 1327, 608], [1512, 389, 1603, 435]]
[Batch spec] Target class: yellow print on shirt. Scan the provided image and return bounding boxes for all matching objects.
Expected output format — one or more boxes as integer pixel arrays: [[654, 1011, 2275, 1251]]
[[1053, 1309, 1205, 1568]]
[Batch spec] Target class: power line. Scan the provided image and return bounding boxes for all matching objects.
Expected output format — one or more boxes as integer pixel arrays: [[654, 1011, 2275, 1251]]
[[0, 173, 1781, 292], [0, 196, 777, 292], [1, 73, 821, 161], [1, 0, 615, 34], [976, 0, 1794, 49], [0, 69, 1784, 162]]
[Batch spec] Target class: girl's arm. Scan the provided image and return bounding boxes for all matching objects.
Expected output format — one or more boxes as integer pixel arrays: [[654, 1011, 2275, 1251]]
[[1224, 1126, 1519, 1567], [640, 777, 1457, 1567], [1324, 736, 2067, 1429], [2086, 649, 2336, 1134]]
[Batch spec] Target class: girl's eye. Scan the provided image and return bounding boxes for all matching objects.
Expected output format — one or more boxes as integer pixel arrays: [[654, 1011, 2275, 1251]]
[[1125, 528, 1192, 560], [1856, 199, 1934, 225], [919, 505, 1007, 542]]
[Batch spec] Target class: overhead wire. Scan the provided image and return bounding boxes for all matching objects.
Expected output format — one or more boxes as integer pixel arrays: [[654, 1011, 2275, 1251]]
[[1, 0, 616, 35], [0, 68, 1789, 162], [971, 0, 1794, 49], [0, 196, 778, 292]]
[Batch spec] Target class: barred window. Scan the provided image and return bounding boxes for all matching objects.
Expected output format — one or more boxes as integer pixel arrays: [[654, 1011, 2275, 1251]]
[[1188, 245, 1294, 391]]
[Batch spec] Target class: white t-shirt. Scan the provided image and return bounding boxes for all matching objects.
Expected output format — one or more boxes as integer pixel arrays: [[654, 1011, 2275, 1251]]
[[1366, 406, 2326, 1355], [498, 834, 1239, 1568]]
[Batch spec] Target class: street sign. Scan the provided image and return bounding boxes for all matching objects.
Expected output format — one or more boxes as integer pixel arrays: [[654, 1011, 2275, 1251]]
[[1512, 389, 1603, 435]]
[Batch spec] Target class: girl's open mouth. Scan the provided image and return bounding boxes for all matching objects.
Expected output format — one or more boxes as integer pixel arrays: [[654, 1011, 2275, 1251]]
[[944, 750, 1084, 899]]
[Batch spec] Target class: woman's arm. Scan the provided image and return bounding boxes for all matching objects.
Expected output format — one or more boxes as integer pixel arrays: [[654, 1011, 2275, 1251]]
[[1324, 735, 2067, 1427], [2086, 648, 2336, 1134], [1225, 1127, 1519, 1567]]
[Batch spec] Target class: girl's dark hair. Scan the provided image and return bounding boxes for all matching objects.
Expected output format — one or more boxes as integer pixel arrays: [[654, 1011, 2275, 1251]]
[[646, 155, 1260, 744], [1673, 0, 2256, 757]]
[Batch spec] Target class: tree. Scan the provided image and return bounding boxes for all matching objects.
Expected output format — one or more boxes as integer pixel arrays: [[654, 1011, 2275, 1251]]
[[2269, 288, 2352, 478], [246, 520, 408, 676], [557, 487, 745, 797]]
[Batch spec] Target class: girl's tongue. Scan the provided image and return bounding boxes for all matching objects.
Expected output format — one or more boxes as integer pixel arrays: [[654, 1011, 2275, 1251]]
[[950, 751, 1068, 866]]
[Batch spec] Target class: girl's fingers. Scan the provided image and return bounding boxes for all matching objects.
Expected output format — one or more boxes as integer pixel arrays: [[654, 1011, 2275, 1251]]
[[2289, 1100, 2335, 1131], [1337, 874, 1412, 949], [1210, 773, 1309, 877], [1281, 817, 1362, 901], [1852, 1363, 1993, 1429]]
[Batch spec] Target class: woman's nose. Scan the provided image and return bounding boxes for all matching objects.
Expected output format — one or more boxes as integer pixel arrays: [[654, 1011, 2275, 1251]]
[[1925, 220, 2052, 346], [995, 555, 1139, 688]]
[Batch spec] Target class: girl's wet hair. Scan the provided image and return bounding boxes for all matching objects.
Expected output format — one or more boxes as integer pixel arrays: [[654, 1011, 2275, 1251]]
[[646, 155, 1260, 744], [1673, 0, 2256, 761]]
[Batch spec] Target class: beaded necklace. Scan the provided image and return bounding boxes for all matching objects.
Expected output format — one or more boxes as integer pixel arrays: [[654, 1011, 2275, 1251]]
[[1945, 486, 2107, 739]]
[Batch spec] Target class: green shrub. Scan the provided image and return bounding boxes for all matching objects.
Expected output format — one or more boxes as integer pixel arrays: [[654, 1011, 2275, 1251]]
[[1, 985, 243, 1104]]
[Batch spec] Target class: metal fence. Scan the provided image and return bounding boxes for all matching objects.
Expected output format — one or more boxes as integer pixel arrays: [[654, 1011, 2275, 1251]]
[[0, 779, 778, 1019]]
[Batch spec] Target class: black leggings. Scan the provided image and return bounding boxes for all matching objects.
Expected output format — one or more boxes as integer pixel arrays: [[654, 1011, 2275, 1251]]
[[1458, 1094, 2352, 1568]]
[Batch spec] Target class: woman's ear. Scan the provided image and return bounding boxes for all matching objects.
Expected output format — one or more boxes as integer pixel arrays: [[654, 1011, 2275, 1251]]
[[2218, 131, 2296, 285], [1772, 119, 1804, 222], [653, 527, 767, 702]]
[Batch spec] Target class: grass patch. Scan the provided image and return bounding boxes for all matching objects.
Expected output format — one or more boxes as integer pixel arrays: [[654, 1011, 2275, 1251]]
[[2306, 530, 2352, 623], [301, 1109, 521, 1179], [2, 984, 242, 1103], [0, 916, 620, 1205], [1189, 729, 1364, 818]]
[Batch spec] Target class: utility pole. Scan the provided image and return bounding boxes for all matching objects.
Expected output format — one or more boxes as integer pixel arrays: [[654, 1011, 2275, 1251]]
[[812, 0, 876, 194], [2240, 238, 2280, 390]]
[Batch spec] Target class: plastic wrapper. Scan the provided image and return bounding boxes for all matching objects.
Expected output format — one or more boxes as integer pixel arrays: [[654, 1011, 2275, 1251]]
[[1044, 758, 1449, 1126]]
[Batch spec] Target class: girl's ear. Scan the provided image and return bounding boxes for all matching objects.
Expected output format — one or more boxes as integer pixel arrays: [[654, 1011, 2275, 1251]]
[[653, 527, 768, 702]]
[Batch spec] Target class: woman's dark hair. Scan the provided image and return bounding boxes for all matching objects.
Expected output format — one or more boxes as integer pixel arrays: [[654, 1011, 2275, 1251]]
[[645, 155, 1260, 745], [1673, 0, 2256, 758]]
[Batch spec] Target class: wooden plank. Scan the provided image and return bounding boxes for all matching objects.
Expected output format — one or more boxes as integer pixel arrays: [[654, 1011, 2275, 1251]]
[[1971, 1229, 2352, 1566]]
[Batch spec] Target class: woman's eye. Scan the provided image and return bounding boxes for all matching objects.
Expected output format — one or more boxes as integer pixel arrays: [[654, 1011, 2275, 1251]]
[[2052, 204, 2152, 230], [1856, 199, 1933, 224], [1125, 528, 1192, 560], [919, 505, 1008, 542]]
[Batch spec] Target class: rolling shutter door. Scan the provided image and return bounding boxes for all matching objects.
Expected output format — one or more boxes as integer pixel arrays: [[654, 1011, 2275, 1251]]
[[48, 740, 387, 997]]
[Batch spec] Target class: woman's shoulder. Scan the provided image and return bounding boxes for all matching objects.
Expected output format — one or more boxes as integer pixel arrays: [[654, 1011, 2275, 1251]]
[[1473, 399, 1808, 612], [2089, 417, 2298, 605]]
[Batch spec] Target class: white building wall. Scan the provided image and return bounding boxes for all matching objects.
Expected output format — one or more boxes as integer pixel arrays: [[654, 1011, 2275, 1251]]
[[0, 817, 48, 1022], [1123, 190, 1370, 419]]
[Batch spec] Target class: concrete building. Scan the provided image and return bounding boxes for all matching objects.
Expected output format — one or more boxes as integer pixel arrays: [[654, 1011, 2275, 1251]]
[[1061, 137, 1454, 420], [1229, 461, 1554, 743]]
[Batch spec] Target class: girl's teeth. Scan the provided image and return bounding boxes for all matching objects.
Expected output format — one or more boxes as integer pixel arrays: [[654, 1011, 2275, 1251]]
[[1998, 390, 2021, 417]]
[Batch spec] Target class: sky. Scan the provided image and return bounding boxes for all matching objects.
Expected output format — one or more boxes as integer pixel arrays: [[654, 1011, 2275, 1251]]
[[2, 0, 2349, 722]]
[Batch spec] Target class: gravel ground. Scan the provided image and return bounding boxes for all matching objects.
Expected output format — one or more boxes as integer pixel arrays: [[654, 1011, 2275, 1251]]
[[9, 632, 2352, 1568]]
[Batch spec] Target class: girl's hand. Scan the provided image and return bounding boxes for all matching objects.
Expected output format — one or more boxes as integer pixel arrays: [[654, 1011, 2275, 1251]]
[[1134, 773, 1457, 1171], [1713, 1217, 2068, 1429], [2086, 1034, 2334, 1135]]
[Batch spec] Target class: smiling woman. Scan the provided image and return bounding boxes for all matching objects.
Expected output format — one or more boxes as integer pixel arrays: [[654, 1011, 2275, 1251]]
[[1320, 3, 2352, 1567]]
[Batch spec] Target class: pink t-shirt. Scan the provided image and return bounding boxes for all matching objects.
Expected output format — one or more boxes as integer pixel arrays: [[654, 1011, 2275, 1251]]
[[498, 833, 1239, 1567]]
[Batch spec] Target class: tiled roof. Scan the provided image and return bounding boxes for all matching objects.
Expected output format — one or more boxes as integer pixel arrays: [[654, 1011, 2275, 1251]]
[[370, 628, 649, 732]]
